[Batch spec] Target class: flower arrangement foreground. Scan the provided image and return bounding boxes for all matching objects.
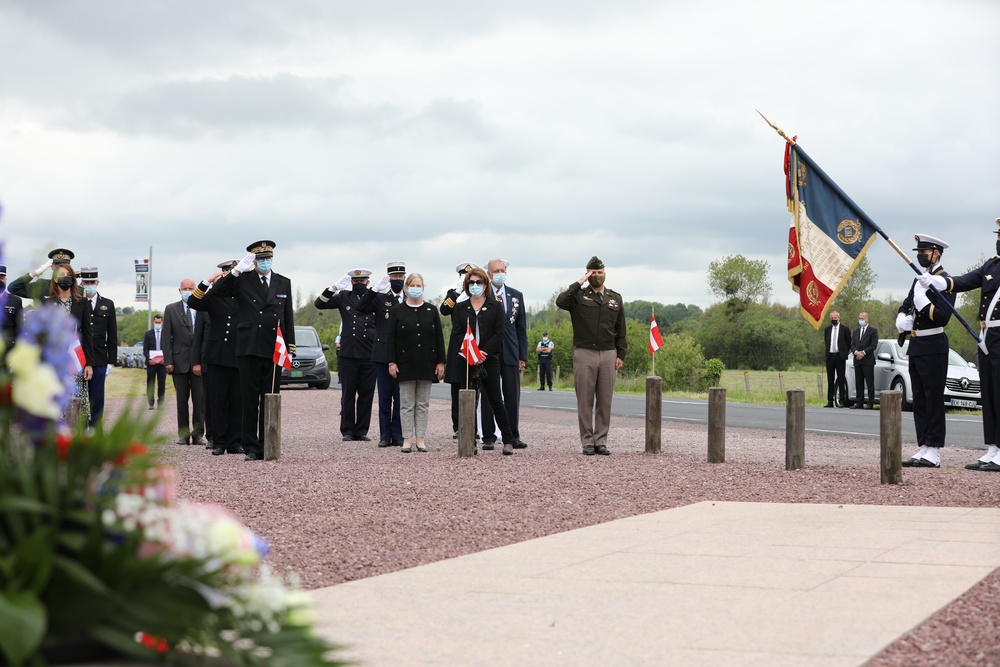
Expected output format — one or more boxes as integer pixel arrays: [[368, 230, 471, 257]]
[[0, 291, 344, 665]]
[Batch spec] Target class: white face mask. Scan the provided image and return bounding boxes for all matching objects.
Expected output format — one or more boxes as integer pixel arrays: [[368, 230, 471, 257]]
[[491, 273, 506, 287], [858, 320, 867, 328]]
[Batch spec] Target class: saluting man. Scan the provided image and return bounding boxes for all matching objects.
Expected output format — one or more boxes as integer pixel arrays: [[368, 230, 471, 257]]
[[315, 268, 377, 442], [212, 241, 296, 461], [357, 261, 407, 447], [947, 218, 1000, 472], [79, 267, 117, 429], [896, 234, 955, 468]]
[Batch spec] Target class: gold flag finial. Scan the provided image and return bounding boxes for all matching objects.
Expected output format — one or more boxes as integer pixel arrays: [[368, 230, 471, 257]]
[[756, 110, 795, 145]]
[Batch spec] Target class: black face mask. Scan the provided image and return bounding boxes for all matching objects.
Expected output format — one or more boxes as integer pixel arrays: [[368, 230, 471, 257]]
[[0, 280, 6, 290], [352, 282, 367, 294], [995, 239, 1000, 257], [390, 279, 404, 293], [916, 253, 932, 268], [831, 319, 839, 325], [55, 277, 74, 290]]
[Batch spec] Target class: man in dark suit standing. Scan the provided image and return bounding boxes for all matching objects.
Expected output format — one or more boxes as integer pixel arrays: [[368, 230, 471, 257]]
[[142, 314, 167, 409], [162, 278, 207, 445], [315, 268, 376, 442], [79, 267, 117, 429], [212, 241, 296, 461], [189, 259, 244, 456], [850, 311, 878, 409], [481, 258, 530, 449], [823, 310, 851, 408], [357, 261, 407, 448], [0, 264, 24, 352]]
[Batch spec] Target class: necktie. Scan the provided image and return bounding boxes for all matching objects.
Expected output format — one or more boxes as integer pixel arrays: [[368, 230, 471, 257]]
[[185, 305, 194, 331], [831, 326, 838, 353], [155, 332, 160, 349], [261, 275, 267, 287]]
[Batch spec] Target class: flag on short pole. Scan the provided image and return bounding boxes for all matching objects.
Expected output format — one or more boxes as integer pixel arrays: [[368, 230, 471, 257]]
[[458, 322, 486, 365], [785, 142, 878, 329], [273, 325, 292, 370], [69, 335, 86, 374], [649, 310, 664, 355]]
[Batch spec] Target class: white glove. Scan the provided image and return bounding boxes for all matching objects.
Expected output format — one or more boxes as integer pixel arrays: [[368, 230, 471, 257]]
[[455, 274, 466, 292], [233, 252, 256, 276], [372, 274, 391, 294], [31, 259, 53, 277], [917, 273, 947, 291], [895, 312, 914, 333], [334, 274, 352, 292], [106, 364, 113, 377], [913, 281, 931, 311]]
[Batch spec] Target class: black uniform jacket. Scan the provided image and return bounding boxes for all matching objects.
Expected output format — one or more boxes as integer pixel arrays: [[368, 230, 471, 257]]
[[950, 256, 1000, 351], [1, 291, 24, 348], [315, 287, 375, 360], [357, 288, 404, 364], [898, 265, 955, 357], [188, 280, 240, 368], [86, 294, 118, 366], [212, 270, 295, 358]]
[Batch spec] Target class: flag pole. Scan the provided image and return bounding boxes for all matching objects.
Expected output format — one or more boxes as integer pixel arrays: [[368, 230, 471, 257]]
[[758, 111, 987, 354], [650, 307, 656, 377]]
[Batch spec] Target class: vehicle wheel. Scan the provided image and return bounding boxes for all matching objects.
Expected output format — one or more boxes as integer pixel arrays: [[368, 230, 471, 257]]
[[312, 374, 331, 390], [891, 378, 912, 411]]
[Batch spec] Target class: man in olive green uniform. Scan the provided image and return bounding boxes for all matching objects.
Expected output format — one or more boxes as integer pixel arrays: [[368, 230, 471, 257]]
[[556, 256, 627, 455]]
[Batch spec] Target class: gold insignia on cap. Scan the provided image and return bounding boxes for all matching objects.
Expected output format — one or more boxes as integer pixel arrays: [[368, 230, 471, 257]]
[[249, 242, 274, 254], [353, 269, 362, 276], [914, 234, 920, 243], [52, 251, 71, 261], [464, 264, 472, 272]]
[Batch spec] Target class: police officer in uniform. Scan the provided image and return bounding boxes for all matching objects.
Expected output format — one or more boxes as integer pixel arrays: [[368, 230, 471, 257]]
[[79, 267, 117, 429], [947, 219, 1000, 472], [357, 261, 407, 447], [0, 264, 24, 351], [189, 259, 244, 456], [212, 241, 296, 461], [536, 331, 554, 391], [556, 256, 627, 455], [896, 234, 955, 468], [316, 268, 377, 441]]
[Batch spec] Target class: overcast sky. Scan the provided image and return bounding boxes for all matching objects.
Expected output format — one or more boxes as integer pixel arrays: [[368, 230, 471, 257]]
[[1, 0, 997, 325]]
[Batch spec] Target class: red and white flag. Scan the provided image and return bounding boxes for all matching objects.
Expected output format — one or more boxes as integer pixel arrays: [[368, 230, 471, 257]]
[[273, 325, 292, 370], [458, 322, 486, 365], [69, 335, 86, 374], [649, 311, 664, 355]]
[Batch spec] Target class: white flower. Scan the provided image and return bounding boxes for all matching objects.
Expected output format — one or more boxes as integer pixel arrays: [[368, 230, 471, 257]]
[[7, 343, 62, 419]]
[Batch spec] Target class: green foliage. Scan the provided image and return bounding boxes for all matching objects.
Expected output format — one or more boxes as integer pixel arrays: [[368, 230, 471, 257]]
[[832, 254, 878, 318], [696, 303, 807, 371], [701, 358, 725, 390], [707, 255, 773, 306], [115, 310, 152, 346], [656, 333, 706, 391]]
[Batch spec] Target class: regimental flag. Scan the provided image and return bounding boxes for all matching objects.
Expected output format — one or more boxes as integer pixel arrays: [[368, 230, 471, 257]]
[[273, 325, 292, 370], [786, 143, 878, 329], [69, 335, 86, 374], [458, 322, 486, 366], [649, 310, 664, 355]]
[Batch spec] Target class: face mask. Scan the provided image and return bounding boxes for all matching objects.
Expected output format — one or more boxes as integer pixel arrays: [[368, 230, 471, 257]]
[[256, 259, 272, 274], [468, 283, 485, 297], [0, 281, 6, 290], [352, 282, 367, 294], [588, 274, 605, 289], [995, 239, 1000, 256], [491, 273, 506, 287], [180, 291, 192, 303], [390, 279, 404, 293], [407, 287, 423, 299], [154, 324, 162, 332], [858, 320, 867, 328], [55, 277, 74, 290], [84, 285, 97, 297], [916, 253, 932, 268], [831, 319, 839, 325]]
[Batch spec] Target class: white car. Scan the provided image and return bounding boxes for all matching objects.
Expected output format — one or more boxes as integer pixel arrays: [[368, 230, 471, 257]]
[[845, 338, 980, 411]]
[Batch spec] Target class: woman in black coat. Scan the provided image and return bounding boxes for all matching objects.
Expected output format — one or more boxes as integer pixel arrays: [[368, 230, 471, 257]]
[[440, 267, 515, 455], [387, 273, 446, 453]]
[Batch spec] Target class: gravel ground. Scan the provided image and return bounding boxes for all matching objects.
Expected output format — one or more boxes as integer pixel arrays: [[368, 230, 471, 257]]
[[105, 387, 1000, 666]]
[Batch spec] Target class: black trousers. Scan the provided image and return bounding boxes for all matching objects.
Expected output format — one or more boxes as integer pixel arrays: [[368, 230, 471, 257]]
[[338, 355, 376, 438], [854, 361, 875, 407], [538, 356, 553, 388], [171, 369, 205, 440], [208, 363, 242, 451], [237, 355, 279, 455], [480, 362, 521, 441], [979, 346, 1000, 446], [475, 357, 513, 444], [825, 353, 847, 404], [910, 352, 948, 448], [86, 364, 107, 428], [146, 364, 166, 406]]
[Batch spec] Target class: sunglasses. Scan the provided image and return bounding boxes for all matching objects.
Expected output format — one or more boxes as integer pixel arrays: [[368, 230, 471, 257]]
[[468, 280, 485, 285]]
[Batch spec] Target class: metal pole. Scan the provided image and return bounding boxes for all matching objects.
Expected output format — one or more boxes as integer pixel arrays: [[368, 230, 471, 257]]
[[147, 245, 153, 330]]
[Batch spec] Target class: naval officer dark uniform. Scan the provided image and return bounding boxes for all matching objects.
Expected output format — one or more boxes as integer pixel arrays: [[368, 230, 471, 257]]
[[0, 264, 24, 352], [79, 267, 117, 429], [356, 262, 407, 447], [211, 241, 295, 461], [897, 235, 955, 467], [189, 260, 244, 455], [315, 269, 377, 441]]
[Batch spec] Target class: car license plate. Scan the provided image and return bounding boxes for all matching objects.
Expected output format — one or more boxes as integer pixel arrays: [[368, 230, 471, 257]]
[[950, 398, 977, 408], [291, 371, 303, 378]]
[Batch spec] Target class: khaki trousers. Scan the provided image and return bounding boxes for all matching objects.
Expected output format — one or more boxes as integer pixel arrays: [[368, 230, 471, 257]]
[[573, 348, 617, 448]]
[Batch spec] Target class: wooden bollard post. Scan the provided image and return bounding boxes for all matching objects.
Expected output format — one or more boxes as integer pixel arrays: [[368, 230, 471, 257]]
[[65, 397, 83, 428], [458, 389, 476, 458], [816, 373, 824, 398], [744, 371, 750, 397], [778, 372, 785, 395], [708, 387, 726, 463], [645, 376, 662, 453], [785, 389, 805, 470], [555, 366, 561, 385], [264, 393, 281, 461], [879, 389, 902, 484]]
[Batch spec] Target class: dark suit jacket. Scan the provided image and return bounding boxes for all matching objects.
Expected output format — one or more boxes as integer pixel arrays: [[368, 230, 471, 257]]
[[162, 299, 198, 373], [441, 294, 504, 385], [850, 325, 878, 367], [356, 288, 404, 364], [491, 285, 528, 367], [212, 269, 295, 358], [188, 279, 240, 368], [1, 291, 23, 348], [86, 294, 118, 366], [192, 309, 210, 369], [824, 323, 851, 361], [315, 287, 375, 360]]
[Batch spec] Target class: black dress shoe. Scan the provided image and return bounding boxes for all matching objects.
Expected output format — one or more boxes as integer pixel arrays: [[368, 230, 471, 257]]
[[823, 403, 834, 408], [391, 439, 404, 447], [175, 438, 190, 445], [850, 405, 862, 410], [192, 436, 208, 446], [965, 461, 986, 470], [512, 439, 528, 449], [582, 446, 595, 456], [502, 443, 514, 455], [913, 458, 940, 468], [228, 447, 245, 455], [342, 434, 354, 441], [211, 447, 226, 456], [481, 442, 495, 451], [378, 439, 392, 448], [244, 452, 263, 461], [901, 457, 920, 467], [982, 462, 1000, 472], [594, 445, 611, 456], [354, 435, 371, 442]]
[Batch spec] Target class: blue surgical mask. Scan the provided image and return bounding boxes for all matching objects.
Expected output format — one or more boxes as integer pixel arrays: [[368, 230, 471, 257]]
[[256, 259, 272, 274], [407, 287, 423, 299], [491, 273, 506, 287], [180, 291, 192, 303], [468, 283, 485, 297], [858, 320, 866, 327], [84, 285, 97, 297], [154, 323, 162, 332]]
